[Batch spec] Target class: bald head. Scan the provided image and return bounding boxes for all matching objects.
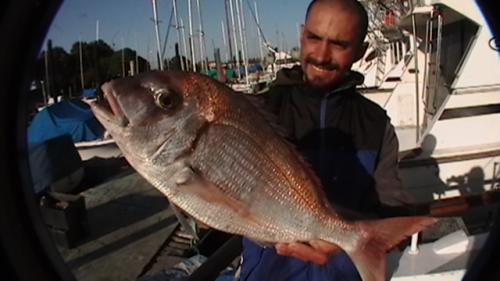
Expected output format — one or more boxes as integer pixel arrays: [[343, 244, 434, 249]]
[[305, 0, 368, 44]]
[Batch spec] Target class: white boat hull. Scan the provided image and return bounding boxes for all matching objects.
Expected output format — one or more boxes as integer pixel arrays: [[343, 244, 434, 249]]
[[75, 139, 122, 161]]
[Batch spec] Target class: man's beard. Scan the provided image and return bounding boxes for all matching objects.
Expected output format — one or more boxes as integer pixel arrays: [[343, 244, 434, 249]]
[[304, 56, 338, 72], [302, 57, 343, 91]]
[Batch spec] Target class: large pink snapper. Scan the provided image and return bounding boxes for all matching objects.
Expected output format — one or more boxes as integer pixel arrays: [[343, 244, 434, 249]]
[[89, 71, 436, 281]]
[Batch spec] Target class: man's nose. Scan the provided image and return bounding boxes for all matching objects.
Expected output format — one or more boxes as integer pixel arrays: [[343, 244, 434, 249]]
[[315, 40, 331, 63]]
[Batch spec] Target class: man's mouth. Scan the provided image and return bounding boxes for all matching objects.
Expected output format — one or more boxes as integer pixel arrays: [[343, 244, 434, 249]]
[[310, 64, 334, 74]]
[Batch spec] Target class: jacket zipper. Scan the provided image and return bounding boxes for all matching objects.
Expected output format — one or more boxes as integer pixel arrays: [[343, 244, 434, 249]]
[[320, 84, 353, 128], [320, 95, 329, 129]]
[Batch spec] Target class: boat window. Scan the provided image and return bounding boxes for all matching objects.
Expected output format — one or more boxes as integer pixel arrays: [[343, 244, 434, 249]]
[[440, 17, 479, 86], [423, 5, 480, 117]]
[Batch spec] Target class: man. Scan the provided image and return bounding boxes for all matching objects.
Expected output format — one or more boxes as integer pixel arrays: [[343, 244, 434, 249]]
[[240, 0, 410, 280]]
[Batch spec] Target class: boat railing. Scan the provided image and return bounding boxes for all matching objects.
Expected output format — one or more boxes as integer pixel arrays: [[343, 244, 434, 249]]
[[421, 6, 444, 117], [493, 162, 500, 190]]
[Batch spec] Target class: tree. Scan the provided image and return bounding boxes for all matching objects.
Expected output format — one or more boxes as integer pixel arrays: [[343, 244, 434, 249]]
[[105, 48, 149, 79], [34, 46, 76, 99], [50, 47, 76, 97], [69, 40, 114, 88], [33, 39, 151, 99]]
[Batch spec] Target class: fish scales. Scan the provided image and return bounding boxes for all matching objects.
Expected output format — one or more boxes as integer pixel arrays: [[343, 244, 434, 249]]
[[191, 124, 321, 241], [90, 71, 438, 281], [215, 100, 333, 218], [217, 119, 329, 218]]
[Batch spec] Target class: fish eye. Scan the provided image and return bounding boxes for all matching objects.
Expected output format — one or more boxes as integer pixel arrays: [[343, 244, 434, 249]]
[[153, 88, 182, 111]]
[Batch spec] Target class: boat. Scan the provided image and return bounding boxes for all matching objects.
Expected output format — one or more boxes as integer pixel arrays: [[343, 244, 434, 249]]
[[74, 136, 121, 161], [352, 1, 500, 279], [27, 98, 122, 194], [357, 0, 500, 202], [28, 98, 121, 160], [228, 63, 274, 94], [263, 49, 300, 80]]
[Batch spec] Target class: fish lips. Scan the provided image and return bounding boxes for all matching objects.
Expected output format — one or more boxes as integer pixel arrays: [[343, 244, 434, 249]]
[[89, 82, 130, 128]]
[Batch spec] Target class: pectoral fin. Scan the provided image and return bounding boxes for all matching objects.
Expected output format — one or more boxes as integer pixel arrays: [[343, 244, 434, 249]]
[[171, 164, 267, 239], [173, 165, 251, 217]]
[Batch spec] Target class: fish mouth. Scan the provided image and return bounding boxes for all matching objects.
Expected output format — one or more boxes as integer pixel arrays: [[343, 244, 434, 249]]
[[88, 82, 130, 127]]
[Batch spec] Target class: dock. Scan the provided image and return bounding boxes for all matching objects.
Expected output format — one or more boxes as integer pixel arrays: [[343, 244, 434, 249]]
[[50, 158, 186, 281]]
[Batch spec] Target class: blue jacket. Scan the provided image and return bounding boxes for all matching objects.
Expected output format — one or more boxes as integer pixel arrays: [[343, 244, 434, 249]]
[[240, 66, 408, 281]]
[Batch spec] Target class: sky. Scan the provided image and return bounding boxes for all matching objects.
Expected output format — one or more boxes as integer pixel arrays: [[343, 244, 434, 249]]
[[44, 0, 311, 68]]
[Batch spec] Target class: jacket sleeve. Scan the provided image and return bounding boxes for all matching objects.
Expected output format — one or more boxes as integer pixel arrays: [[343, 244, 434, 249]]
[[374, 120, 413, 209]]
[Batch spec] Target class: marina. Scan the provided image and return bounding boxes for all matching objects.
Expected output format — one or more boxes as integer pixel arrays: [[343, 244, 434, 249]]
[[26, 0, 500, 281]]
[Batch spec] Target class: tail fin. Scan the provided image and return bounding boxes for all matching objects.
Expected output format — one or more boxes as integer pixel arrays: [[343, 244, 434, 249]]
[[346, 216, 437, 281]]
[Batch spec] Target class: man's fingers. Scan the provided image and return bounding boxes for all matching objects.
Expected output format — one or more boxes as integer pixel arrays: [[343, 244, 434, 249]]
[[275, 243, 292, 255], [275, 242, 329, 265], [287, 243, 329, 264], [309, 239, 342, 255]]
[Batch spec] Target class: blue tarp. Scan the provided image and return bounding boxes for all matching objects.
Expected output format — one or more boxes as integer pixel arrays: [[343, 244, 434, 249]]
[[248, 63, 263, 73], [82, 88, 97, 98], [235, 64, 264, 77], [28, 99, 105, 147]]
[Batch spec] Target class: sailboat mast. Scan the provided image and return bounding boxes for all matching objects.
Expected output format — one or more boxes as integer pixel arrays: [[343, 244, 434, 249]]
[[236, 0, 249, 84], [196, 0, 206, 72], [180, 18, 190, 71], [229, 0, 241, 79], [187, 0, 197, 71], [254, 0, 264, 63], [44, 41, 52, 102], [121, 37, 125, 77], [221, 21, 229, 62], [96, 20, 100, 41], [172, 0, 185, 71], [224, 0, 234, 63], [78, 38, 84, 90], [151, 0, 164, 70], [134, 32, 140, 74]]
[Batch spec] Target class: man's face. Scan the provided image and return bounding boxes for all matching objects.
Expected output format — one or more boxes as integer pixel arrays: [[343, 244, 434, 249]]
[[300, 1, 366, 90]]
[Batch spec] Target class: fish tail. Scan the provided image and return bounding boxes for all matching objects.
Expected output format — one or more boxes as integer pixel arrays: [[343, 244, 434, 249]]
[[346, 216, 437, 281]]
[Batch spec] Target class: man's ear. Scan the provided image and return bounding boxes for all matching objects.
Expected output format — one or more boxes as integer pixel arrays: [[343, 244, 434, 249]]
[[354, 41, 369, 62]]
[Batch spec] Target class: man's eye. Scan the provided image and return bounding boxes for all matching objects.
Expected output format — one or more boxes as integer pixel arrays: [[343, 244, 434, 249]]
[[307, 35, 321, 41]]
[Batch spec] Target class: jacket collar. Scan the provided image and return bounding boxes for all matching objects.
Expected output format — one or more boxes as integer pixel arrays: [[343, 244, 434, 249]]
[[273, 65, 365, 97]]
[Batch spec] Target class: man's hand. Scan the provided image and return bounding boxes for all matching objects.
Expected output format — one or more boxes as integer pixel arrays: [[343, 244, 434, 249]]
[[275, 239, 342, 265]]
